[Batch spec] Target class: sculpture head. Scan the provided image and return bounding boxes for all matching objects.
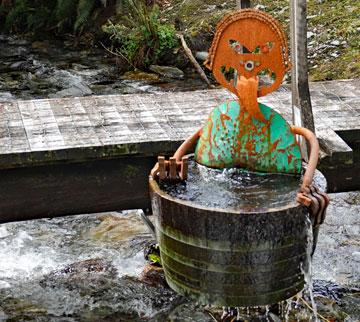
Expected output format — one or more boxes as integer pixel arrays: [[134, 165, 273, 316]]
[[205, 9, 291, 97]]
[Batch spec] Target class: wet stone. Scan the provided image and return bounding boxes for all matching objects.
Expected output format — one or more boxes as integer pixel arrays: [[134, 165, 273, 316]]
[[39, 258, 118, 292], [149, 65, 185, 79], [167, 303, 214, 322]]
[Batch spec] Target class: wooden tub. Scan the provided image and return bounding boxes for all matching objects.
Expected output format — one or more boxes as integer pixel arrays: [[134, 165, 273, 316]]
[[149, 162, 325, 307]]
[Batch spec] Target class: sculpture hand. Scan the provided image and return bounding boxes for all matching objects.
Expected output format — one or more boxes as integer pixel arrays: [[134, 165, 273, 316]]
[[296, 185, 330, 227], [150, 128, 201, 181], [150, 156, 189, 181]]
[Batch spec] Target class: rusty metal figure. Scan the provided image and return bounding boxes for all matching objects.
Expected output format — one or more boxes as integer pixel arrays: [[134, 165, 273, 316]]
[[150, 9, 329, 225]]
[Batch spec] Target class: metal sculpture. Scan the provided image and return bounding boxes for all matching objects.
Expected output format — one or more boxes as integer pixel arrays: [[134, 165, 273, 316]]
[[150, 9, 329, 228]]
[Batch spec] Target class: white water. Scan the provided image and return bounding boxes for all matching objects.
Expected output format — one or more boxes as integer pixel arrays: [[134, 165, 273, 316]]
[[0, 211, 149, 287]]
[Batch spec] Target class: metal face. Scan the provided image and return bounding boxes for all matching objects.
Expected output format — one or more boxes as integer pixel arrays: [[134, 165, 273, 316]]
[[204, 9, 291, 98]]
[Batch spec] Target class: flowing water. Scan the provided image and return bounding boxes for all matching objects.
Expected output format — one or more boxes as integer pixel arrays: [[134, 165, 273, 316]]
[[160, 160, 301, 211], [0, 194, 358, 321], [0, 35, 207, 102]]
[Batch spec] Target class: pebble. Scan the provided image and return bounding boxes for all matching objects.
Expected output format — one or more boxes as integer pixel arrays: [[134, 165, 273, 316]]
[[50, 82, 92, 98], [255, 4, 266, 10], [0, 226, 10, 238], [352, 251, 360, 260], [307, 31, 315, 39], [331, 40, 341, 46]]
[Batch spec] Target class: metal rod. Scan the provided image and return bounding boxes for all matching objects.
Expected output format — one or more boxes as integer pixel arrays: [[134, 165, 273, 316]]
[[290, 0, 315, 159], [237, 0, 251, 9], [139, 210, 156, 236]]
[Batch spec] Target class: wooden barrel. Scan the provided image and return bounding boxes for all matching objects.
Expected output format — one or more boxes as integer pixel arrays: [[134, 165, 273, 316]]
[[149, 174, 313, 307]]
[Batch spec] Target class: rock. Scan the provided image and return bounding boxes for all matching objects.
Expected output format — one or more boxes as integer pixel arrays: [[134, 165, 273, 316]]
[[255, 4, 266, 10], [122, 70, 160, 82], [0, 46, 29, 58], [204, 4, 216, 12], [0, 226, 10, 238], [71, 63, 91, 71], [149, 65, 184, 79], [8, 38, 29, 46], [9, 61, 28, 70], [50, 82, 92, 98], [195, 51, 208, 61], [0, 91, 14, 101], [331, 40, 341, 46], [40, 258, 118, 292], [307, 31, 315, 39], [88, 211, 150, 242], [139, 264, 167, 287], [0, 297, 47, 320], [168, 303, 214, 322], [31, 40, 50, 53]]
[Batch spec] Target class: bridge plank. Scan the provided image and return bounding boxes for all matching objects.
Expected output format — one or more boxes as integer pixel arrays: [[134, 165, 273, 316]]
[[0, 80, 358, 170], [0, 80, 360, 168]]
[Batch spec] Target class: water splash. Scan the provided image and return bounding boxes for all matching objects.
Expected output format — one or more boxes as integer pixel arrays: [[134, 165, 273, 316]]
[[300, 216, 319, 321], [160, 159, 300, 211]]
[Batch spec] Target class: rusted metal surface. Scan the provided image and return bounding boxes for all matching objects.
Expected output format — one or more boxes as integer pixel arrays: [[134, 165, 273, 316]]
[[205, 9, 290, 98], [194, 101, 302, 173]]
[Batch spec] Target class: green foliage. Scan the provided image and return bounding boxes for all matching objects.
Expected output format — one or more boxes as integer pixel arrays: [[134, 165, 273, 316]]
[[102, 0, 177, 68], [0, 0, 106, 34], [4, 0, 30, 32], [54, 0, 77, 30], [144, 243, 162, 267], [74, 0, 97, 31]]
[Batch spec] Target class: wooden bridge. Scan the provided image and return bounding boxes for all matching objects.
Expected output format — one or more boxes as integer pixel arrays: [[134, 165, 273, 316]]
[[0, 79, 359, 222]]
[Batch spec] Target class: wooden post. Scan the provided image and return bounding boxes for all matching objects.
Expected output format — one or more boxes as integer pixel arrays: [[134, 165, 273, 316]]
[[290, 0, 315, 158], [237, 0, 251, 9]]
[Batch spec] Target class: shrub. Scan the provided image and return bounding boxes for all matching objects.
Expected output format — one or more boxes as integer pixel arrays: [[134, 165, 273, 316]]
[[0, 0, 106, 34], [102, 0, 177, 68]]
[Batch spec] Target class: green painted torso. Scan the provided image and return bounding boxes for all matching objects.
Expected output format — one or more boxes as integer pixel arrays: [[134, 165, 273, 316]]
[[194, 101, 302, 174]]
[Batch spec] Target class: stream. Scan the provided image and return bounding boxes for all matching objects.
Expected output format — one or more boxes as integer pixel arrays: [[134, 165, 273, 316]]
[[0, 35, 207, 101], [0, 194, 359, 321], [0, 35, 359, 321]]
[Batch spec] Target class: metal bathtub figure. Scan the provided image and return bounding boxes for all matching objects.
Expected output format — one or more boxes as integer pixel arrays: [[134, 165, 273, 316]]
[[149, 9, 329, 307]]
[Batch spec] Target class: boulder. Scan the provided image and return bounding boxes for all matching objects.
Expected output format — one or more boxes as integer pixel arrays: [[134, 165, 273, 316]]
[[149, 65, 184, 79]]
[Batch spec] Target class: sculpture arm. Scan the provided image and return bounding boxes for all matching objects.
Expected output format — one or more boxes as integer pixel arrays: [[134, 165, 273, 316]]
[[290, 125, 319, 190], [150, 128, 202, 178], [173, 128, 202, 161]]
